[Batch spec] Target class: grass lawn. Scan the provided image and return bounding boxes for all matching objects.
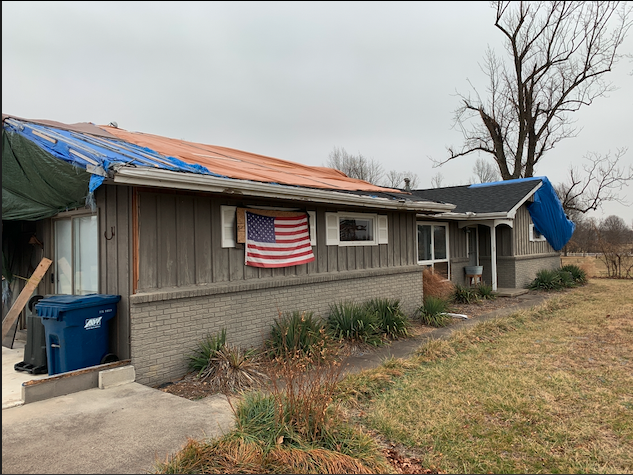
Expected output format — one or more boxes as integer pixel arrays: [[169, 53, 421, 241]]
[[344, 279, 633, 473]]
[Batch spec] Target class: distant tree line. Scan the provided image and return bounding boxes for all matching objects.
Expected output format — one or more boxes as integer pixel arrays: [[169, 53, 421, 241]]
[[564, 215, 633, 279], [325, 147, 419, 190]]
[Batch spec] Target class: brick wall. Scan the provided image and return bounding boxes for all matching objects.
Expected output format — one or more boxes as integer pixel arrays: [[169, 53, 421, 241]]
[[129, 266, 423, 386], [514, 253, 561, 288]]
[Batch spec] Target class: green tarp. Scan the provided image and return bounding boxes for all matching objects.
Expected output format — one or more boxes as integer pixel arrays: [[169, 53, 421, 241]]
[[2, 130, 91, 221]]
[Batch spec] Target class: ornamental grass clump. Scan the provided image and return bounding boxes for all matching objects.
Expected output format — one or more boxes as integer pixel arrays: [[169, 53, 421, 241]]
[[422, 267, 454, 300], [419, 296, 452, 327], [186, 328, 227, 375], [327, 301, 383, 346], [475, 282, 496, 300], [266, 310, 328, 359], [560, 264, 588, 284], [529, 268, 580, 291], [452, 283, 480, 304], [365, 298, 410, 339], [529, 269, 563, 291], [154, 353, 391, 474], [196, 344, 268, 393]]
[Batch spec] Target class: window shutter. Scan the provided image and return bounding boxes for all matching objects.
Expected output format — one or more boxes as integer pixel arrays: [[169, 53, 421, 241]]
[[325, 212, 339, 245], [307, 211, 316, 246], [221, 205, 236, 247], [378, 215, 388, 244]]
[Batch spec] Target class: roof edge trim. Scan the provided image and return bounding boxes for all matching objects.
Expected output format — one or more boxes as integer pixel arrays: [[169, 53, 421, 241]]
[[112, 168, 455, 212], [507, 181, 543, 218]]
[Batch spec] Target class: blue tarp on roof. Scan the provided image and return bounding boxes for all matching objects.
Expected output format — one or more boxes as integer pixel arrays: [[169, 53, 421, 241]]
[[2, 117, 227, 219], [3, 117, 225, 185], [470, 177, 575, 251]]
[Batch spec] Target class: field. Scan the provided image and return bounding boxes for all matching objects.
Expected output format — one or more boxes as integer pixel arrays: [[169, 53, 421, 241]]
[[561, 254, 610, 278]]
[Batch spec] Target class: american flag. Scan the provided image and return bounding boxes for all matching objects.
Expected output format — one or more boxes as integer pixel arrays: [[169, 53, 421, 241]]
[[245, 211, 315, 268]]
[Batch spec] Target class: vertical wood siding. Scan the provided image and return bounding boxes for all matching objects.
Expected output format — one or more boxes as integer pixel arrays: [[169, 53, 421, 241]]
[[97, 185, 132, 360], [136, 191, 417, 291], [514, 205, 555, 255]]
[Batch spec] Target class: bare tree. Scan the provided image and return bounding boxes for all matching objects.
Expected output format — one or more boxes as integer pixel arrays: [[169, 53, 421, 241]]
[[384, 170, 419, 189], [440, 1, 632, 201], [431, 172, 445, 188], [471, 157, 501, 183], [593, 215, 633, 278], [325, 147, 384, 185], [556, 148, 633, 217]]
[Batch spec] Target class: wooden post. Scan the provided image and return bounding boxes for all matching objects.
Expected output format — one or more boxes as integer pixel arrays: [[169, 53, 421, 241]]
[[1, 257, 52, 340]]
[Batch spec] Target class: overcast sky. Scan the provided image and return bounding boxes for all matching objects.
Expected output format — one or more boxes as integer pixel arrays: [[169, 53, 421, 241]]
[[3, 1, 632, 224]]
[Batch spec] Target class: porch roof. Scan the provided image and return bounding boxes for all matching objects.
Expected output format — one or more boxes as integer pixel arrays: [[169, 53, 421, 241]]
[[411, 179, 542, 215]]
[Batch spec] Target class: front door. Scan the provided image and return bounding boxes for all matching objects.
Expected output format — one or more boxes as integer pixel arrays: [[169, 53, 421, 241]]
[[468, 227, 478, 266]]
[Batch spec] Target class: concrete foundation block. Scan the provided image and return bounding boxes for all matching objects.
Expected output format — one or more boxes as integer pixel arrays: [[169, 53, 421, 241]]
[[99, 365, 136, 389]]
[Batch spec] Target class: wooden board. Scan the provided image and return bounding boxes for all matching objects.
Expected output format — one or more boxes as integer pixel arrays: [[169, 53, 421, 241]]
[[2, 257, 52, 340]]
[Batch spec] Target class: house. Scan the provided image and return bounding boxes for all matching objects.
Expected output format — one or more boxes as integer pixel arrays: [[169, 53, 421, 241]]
[[411, 179, 575, 292], [2, 114, 454, 386]]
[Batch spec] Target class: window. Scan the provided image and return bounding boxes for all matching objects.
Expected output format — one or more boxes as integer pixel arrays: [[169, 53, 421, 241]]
[[417, 222, 449, 264], [529, 223, 546, 242], [54, 214, 98, 295], [325, 212, 388, 246]]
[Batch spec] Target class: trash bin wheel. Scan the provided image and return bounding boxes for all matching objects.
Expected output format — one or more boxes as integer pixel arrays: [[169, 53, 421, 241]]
[[28, 295, 44, 312], [100, 353, 119, 364]]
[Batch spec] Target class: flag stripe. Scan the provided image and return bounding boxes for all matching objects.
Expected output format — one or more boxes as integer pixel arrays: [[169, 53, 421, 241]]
[[245, 256, 315, 268], [247, 242, 313, 253], [247, 249, 315, 260]]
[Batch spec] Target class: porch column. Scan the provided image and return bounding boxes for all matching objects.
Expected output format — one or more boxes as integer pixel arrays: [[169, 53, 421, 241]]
[[490, 225, 497, 291]]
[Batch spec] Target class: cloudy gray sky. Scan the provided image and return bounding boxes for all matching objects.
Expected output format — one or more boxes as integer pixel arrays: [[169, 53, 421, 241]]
[[3, 1, 632, 223]]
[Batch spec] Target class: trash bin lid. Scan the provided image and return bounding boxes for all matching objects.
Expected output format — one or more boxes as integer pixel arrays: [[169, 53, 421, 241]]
[[36, 294, 121, 320]]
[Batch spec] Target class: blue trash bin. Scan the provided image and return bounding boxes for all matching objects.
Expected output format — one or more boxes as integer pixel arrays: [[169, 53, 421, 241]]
[[36, 294, 121, 376]]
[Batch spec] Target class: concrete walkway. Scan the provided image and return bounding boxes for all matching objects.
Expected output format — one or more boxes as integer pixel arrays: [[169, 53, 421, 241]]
[[341, 290, 551, 374], [2, 383, 234, 474], [2, 291, 551, 474]]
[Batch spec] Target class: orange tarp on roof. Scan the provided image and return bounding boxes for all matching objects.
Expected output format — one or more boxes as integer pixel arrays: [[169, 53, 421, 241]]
[[101, 126, 402, 193]]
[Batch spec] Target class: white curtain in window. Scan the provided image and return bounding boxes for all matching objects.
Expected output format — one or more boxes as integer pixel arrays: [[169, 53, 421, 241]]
[[74, 215, 98, 295], [54, 220, 73, 295]]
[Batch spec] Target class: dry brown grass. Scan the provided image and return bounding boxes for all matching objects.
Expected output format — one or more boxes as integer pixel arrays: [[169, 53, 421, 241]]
[[156, 437, 388, 474], [422, 268, 454, 301], [561, 255, 609, 278], [266, 446, 381, 474], [349, 279, 633, 473]]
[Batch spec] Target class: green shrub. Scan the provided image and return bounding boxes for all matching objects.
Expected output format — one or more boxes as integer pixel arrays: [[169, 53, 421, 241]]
[[475, 283, 496, 300], [452, 284, 480, 304], [266, 311, 327, 358], [187, 328, 227, 375], [560, 264, 588, 284], [529, 269, 564, 291], [557, 269, 576, 288], [419, 296, 452, 327], [326, 301, 383, 345], [365, 298, 410, 339]]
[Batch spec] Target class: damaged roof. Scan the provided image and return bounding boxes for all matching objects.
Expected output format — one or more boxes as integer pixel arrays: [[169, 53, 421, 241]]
[[2, 114, 455, 220], [3, 114, 400, 193]]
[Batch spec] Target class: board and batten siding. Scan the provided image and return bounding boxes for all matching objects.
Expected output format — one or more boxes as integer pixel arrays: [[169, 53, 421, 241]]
[[513, 205, 555, 255], [95, 184, 133, 360], [136, 190, 418, 291]]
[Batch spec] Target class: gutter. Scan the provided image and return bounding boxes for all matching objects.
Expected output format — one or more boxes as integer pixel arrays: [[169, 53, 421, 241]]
[[112, 167, 456, 213], [417, 211, 510, 220]]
